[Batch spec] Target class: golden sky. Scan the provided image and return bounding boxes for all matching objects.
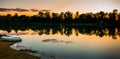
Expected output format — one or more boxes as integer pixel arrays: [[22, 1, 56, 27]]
[[0, 0, 120, 14]]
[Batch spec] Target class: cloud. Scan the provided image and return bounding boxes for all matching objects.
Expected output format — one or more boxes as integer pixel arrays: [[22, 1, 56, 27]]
[[30, 9, 39, 12], [12, 8, 29, 12], [40, 9, 52, 12], [0, 8, 53, 12], [0, 8, 11, 12], [0, 8, 29, 12]]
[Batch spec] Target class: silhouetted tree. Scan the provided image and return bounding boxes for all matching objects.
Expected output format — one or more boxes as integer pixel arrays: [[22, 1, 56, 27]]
[[44, 12, 51, 22], [109, 9, 118, 24], [38, 11, 44, 22], [64, 11, 73, 23], [79, 13, 86, 23], [0, 9, 119, 26], [51, 12, 59, 23], [19, 15, 29, 23], [74, 11, 79, 23], [12, 13, 19, 22], [59, 12, 64, 22], [6, 14, 12, 23]]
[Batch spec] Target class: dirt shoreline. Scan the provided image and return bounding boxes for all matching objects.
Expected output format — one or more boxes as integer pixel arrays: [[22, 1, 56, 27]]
[[0, 38, 39, 59]]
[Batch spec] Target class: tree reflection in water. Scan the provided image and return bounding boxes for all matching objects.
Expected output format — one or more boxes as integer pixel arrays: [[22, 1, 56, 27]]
[[0, 23, 119, 39]]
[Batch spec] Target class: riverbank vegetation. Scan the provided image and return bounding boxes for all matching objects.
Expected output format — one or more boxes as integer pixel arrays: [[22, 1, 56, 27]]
[[0, 9, 120, 26], [0, 9, 120, 39]]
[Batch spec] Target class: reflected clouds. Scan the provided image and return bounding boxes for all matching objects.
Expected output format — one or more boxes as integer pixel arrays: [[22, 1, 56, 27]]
[[42, 39, 73, 44]]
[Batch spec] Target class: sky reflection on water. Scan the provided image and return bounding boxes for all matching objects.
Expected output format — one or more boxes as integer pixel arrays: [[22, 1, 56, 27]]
[[6, 28, 120, 59], [0, 26, 120, 59]]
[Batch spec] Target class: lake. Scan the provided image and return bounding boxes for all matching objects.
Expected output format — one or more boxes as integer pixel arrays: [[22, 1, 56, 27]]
[[0, 25, 120, 59]]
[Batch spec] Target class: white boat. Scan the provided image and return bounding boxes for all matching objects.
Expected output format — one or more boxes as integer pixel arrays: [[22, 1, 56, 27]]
[[1, 35, 22, 42]]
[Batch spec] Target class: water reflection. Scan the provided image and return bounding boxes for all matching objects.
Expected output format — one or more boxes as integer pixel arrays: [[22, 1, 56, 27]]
[[0, 24, 120, 39], [1, 24, 119, 59], [42, 39, 73, 44]]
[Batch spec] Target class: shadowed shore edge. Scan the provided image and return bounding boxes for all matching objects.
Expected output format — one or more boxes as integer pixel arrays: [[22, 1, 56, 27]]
[[0, 38, 39, 59]]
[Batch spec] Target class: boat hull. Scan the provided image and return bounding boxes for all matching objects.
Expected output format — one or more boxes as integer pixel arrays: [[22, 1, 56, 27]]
[[1, 36, 22, 42]]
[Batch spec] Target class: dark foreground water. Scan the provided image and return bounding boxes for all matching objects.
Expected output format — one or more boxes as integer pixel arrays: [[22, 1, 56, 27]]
[[0, 25, 120, 59]]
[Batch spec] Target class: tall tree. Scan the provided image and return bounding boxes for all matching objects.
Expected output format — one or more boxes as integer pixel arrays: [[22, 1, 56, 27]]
[[38, 12, 44, 19], [12, 13, 19, 22], [64, 11, 73, 23], [51, 12, 59, 22], [59, 12, 64, 22]]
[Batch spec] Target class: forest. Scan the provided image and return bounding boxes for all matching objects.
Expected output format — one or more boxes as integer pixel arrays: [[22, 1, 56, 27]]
[[0, 9, 120, 26]]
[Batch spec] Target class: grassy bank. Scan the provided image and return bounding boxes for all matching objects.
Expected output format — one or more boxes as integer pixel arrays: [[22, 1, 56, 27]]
[[0, 38, 38, 59]]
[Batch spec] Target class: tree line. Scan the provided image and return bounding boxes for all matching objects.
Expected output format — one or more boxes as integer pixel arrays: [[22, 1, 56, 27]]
[[0, 9, 120, 26]]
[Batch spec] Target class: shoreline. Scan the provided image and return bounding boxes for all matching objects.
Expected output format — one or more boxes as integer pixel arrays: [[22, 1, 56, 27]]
[[0, 38, 38, 59]]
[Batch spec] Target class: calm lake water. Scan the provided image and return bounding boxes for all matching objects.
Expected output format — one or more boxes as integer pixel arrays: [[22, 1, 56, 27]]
[[0, 25, 120, 59]]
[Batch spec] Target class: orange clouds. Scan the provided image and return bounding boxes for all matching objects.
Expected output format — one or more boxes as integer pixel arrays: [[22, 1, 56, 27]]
[[0, 8, 40, 12], [0, 8, 29, 12]]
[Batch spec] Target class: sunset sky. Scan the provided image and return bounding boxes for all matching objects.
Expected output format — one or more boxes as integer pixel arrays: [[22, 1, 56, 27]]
[[0, 0, 120, 13]]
